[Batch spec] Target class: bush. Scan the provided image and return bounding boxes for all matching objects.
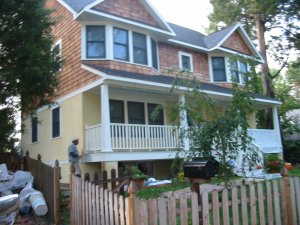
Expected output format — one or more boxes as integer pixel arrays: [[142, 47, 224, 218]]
[[283, 140, 300, 164]]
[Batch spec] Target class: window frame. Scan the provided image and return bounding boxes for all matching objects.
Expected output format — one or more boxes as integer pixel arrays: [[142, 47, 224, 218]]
[[179, 52, 193, 72], [113, 27, 129, 61], [109, 100, 125, 123], [132, 32, 148, 65], [52, 106, 61, 139], [211, 56, 227, 82], [86, 25, 106, 59]]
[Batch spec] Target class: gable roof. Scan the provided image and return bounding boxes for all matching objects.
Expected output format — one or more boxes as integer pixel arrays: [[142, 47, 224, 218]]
[[59, 0, 95, 13]]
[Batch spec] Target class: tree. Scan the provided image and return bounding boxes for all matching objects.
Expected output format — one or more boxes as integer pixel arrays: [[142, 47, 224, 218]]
[[208, 0, 300, 127], [171, 71, 260, 188], [273, 60, 300, 137], [0, 0, 60, 151]]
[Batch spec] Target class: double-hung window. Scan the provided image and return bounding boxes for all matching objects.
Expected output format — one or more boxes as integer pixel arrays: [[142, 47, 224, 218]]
[[113, 28, 129, 61], [239, 62, 248, 84], [133, 32, 147, 65], [86, 26, 105, 58], [31, 116, 38, 143], [128, 101, 145, 124], [52, 107, 60, 138], [179, 52, 193, 72], [148, 103, 164, 125], [212, 57, 226, 82], [151, 39, 158, 70]]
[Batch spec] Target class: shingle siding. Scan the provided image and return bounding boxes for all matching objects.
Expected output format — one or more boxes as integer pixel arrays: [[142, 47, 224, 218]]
[[45, 0, 101, 98], [222, 31, 252, 55], [93, 0, 161, 28]]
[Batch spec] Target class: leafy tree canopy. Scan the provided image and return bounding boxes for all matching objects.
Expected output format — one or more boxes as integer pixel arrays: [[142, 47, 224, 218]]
[[0, 0, 60, 151]]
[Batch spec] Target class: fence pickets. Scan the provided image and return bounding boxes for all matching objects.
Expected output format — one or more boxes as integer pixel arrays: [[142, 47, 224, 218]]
[[71, 176, 300, 225]]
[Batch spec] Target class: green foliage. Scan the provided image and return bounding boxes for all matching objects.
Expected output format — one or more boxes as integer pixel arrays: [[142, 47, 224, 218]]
[[264, 154, 283, 173], [0, 0, 60, 150], [126, 166, 148, 180], [283, 140, 300, 164], [170, 70, 260, 188]]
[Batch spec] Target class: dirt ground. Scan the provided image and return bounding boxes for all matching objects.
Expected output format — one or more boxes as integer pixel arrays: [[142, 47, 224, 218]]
[[13, 211, 53, 225]]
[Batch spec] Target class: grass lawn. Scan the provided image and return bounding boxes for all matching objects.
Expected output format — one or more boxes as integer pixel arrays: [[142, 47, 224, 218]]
[[289, 165, 300, 177]]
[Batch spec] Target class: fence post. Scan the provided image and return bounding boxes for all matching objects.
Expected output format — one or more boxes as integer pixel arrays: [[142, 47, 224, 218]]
[[281, 178, 293, 225], [128, 181, 138, 225], [54, 160, 61, 225]]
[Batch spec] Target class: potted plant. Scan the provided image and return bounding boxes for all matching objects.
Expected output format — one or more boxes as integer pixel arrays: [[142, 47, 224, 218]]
[[265, 154, 283, 173], [126, 166, 148, 189]]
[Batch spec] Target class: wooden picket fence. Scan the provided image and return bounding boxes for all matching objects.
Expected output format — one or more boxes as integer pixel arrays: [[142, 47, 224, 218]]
[[0, 151, 61, 224], [71, 176, 300, 225]]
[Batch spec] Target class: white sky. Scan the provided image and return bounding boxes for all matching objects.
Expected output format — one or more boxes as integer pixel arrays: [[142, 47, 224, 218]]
[[149, 0, 213, 34]]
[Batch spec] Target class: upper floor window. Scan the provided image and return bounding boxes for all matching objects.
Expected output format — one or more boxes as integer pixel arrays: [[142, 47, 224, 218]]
[[52, 107, 60, 138], [179, 52, 193, 72], [114, 28, 129, 61], [211, 56, 249, 84], [151, 39, 158, 70], [212, 57, 226, 82], [52, 40, 62, 73], [133, 32, 148, 65], [31, 116, 38, 143], [86, 26, 105, 58], [84, 25, 158, 70]]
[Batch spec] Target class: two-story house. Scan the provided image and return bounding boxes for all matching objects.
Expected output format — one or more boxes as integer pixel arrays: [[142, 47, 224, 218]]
[[21, 0, 283, 183]]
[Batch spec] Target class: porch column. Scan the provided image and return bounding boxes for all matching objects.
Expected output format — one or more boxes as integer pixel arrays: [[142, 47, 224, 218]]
[[272, 106, 282, 146], [101, 84, 112, 152], [179, 94, 190, 151]]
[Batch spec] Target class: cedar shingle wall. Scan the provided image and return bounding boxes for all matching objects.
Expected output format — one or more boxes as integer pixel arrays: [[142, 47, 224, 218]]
[[159, 43, 210, 82], [93, 0, 161, 28], [45, 0, 100, 99], [222, 31, 252, 55]]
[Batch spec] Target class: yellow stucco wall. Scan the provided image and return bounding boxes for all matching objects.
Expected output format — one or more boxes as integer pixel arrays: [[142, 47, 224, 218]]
[[21, 94, 85, 183], [82, 92, 101, 126]]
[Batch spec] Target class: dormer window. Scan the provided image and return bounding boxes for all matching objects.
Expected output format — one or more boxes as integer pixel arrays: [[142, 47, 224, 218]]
[[179, 52, 193, 72], [113, 28, 129, 61], [86, 26, 106, 58], [133, 32, 147, 65]]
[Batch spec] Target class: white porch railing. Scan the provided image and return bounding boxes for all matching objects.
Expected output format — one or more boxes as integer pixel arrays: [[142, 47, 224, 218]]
[[85, 125, 282, 154], [248, 129, 282, 153], [85, 123, 180, 152]]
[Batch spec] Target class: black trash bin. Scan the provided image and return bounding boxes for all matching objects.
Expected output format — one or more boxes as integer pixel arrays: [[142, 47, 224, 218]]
[[183, 159, 217, 179]]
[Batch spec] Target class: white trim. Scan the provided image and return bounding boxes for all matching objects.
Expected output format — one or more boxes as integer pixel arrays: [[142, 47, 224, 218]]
[[75, 0, 105, 18], [168, 39, 208, 52], [211, 23, 241, 50], [218, 47, 264, 63], [143, 0, 176, 36], [57, 0, 78, 18], [106, 25, 113, 60], [84, 9, 174, 36], [178, 52, 194, 72]]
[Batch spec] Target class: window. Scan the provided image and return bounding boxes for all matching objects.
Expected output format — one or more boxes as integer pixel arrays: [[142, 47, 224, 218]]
[[52, 40, 62, 73], [52, 107, 60, 138], [133, 32, 147, 65], [151, 39, 158, 70], [86, 26, 105, 58], [230, 60, 240, 83], [179, 52, 193, 72], [113, 28, 129, 61], [239, 62, 248, 84], [110, 100, 125, 123], [128, 101, 145, 124], [31, 117, 38, 143], [212, 57, 226, 82], [148, 103, 164, 125]]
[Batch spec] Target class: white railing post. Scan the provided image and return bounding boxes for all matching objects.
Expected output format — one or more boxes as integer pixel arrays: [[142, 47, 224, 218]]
[[272, 106, 282, 146], [179, 94, 190, 151], [101, 84, 112, 152]]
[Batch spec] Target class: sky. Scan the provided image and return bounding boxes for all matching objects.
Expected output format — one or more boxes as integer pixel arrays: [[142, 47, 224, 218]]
[[149, 0, 213, 34]]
